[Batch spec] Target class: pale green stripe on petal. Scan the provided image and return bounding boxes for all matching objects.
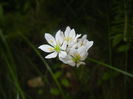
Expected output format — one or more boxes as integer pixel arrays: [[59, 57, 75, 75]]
[[45, 33, 56, 47], [38, 44, 54, 53], [55, 30, 64, 45]]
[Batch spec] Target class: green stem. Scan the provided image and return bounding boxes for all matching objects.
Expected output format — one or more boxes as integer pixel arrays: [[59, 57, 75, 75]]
[[88, 58, 133, 78], [123, 0, 128, 90], [4, 57, 26, 99], [123, 0, 128, 42]]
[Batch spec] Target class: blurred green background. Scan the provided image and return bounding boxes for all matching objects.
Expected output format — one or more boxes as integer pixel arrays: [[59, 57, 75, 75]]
[[0, 0, 133, 99]]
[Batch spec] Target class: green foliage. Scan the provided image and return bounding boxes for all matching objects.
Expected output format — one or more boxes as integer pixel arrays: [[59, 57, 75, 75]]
[[117, 45, 129, 52], [112, 34, 123, 47], [61, 79, 70, 87], [110, 0, 133, 52], [54, 71, 62, 79], [0, 5, 4, 22], [37, 89, 43, 95], [50, 88, 60, 96]]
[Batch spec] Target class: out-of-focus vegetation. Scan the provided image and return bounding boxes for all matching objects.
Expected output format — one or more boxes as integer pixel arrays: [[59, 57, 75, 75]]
[[0, 0, 133, 99]]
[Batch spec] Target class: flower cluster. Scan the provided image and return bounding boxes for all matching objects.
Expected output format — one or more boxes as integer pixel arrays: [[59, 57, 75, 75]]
[[38, 26, 93, 67]]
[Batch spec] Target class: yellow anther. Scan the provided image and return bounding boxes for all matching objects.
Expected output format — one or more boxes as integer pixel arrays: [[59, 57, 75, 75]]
[[72, 54, 81, 62]]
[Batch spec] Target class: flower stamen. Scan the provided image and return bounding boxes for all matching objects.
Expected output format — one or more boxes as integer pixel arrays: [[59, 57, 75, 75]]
[[54, 45, 61, 52], [64, 37, 72, 42], [72, 54, 81, 63]]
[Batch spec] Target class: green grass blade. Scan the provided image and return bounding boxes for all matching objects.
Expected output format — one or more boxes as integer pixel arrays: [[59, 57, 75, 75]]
[[0, 31, 26, 99], [88, 58, 133, 78]]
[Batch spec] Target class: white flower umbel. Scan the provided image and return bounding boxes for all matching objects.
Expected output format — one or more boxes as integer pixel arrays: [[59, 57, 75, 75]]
[[38, 30, 67, 59], [38, 26, 93, 67], [60, 47, 88, 67], [64, 26, 81, 47], [60, 34, 93, 67], [77, 34, 94, 51]]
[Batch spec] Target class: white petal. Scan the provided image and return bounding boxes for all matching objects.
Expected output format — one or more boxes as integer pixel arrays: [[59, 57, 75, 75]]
[[38, 44, 54, 52], [59, 55, 71, 64], [45, 33, 56, 46], [81, 52, 88, 60], [86, 41, 94, 51], [45, 52, 57, 59], [60, 55, 75, 67], [77, 41, 82, 47], [77, 47, 86, 54], [75, 34, 81, 40], [65, 26, 71, 37], [72, 43, 78, 49], [77, 47, 88, 60], [77, 62, 85, 67], [67, 60, 75, 67], [55, 30, 64, 45], [59, 51, 67, 58], [61, 41, 67, 50], [77, 35, 86, 45], [82, 35, 87, 39], [69, 29, 75, 39], [69, 48, 77, 57], [59, 56, 68, 64]]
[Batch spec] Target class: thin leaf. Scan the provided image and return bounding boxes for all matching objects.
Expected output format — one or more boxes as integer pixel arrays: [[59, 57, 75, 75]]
[[88, 58, 133, 78]]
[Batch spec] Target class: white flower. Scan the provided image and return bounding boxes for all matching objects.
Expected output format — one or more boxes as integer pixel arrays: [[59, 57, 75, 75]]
[[77, 34, 94, 51], [38, 30, 67, 59], [64, 26, 81, 47], [60, 34, 94, 67], [38, 26, 94, 68], [60, 47, 88, 67]]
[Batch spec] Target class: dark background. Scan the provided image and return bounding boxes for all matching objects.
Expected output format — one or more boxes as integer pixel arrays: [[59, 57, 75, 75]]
[[0, 0, 133, 99]]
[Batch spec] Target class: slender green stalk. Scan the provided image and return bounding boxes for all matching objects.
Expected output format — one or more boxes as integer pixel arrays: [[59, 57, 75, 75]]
[[0, 32, 26, 99], [4, 58, 26, 99], [88, 58, 133, 78], [123, 0, 128, 72], [123, 0, 128, 91], [0, 31, 17, 74], [19, 33, 65, 98], [123, 0, 128, 42]]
